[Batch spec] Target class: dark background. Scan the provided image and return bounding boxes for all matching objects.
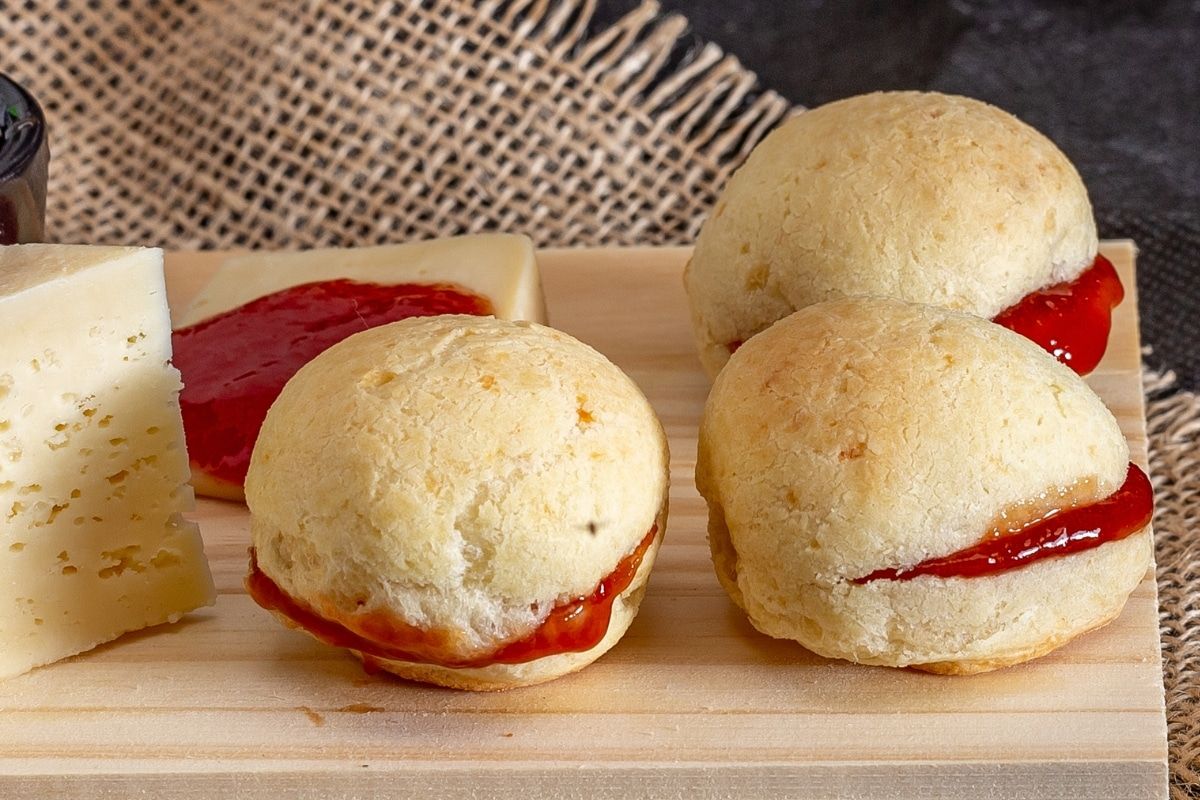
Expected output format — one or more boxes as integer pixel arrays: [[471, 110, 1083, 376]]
[[595, 0, 1200, 388]]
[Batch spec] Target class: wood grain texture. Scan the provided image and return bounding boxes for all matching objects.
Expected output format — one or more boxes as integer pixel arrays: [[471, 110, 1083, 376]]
[[0, 243, 1166, 799]]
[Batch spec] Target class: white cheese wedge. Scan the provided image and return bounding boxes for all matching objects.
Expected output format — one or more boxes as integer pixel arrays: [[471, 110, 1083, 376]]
[[0, 244, 216, 680], [175, 233, 546, 327]]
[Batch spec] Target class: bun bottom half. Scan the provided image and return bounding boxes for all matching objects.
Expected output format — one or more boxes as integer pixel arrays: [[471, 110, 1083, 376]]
[[268, 511, 665, 691], [708, 498, 1150, 674]]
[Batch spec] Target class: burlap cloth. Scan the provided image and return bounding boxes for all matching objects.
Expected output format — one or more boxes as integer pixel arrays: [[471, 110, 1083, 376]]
[[4, 1, 1197, 794]]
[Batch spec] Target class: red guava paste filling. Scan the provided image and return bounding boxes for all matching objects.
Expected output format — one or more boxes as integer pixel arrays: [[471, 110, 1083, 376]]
[[724, 256, 1124, 373], [992, 254, 1124, 375], [246, 526, 658, 670], [172, 279, 493, 486], [853, 464, 1152, 584]]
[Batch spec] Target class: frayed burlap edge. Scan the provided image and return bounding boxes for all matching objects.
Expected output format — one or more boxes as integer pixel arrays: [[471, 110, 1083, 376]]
[[8, 0, 791, 249], [1146, 367, 1200, 798]]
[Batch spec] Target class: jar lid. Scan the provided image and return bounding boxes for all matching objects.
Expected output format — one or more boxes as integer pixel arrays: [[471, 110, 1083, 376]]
[[0, 73, 47, 184]]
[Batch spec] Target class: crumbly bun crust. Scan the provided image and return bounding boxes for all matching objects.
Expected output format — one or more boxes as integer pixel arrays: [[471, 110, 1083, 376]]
[[246, 315, 670, 688], [351, 516, 664, 691], [684, 91, 1099, 376], [697, 297, 1149, 672]]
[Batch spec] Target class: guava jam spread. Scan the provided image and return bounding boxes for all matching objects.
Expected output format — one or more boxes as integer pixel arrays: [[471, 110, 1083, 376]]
[[724, 255, 1123, 374], [173, 279, 493, 486], [246, 526, 657, 668], [853, 464, 1151, 583], [993, 254, 1124, 376]]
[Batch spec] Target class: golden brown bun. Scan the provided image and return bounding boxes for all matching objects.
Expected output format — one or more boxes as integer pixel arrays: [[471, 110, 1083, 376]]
[[246, 315, 670, 689], [697, 297, 1149, 672], [684, 91, 1099, 376]]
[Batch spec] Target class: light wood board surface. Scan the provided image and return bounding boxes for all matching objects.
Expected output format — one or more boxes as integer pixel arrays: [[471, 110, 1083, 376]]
[[0, 242, 1166, 799]]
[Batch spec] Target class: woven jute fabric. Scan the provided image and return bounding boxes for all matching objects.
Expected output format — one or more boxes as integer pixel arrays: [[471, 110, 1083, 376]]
[[1148, 369, 1200, 798], [4, 0, 787, 249], [2, 0, 1197, 794]]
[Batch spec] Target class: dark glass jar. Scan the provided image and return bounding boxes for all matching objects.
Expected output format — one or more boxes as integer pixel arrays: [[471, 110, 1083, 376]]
[[0, 73, 49, 244]]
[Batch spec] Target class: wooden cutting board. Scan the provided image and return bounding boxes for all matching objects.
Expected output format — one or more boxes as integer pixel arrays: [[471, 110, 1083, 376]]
[[0, 242, 1166, 799]]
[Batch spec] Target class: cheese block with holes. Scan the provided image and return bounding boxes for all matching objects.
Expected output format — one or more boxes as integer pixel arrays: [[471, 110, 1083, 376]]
[[0, 244, 216, 680]]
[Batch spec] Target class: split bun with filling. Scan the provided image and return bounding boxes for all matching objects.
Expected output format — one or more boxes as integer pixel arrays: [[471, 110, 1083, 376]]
[[696, 297, 1151, 673], [685, 91, 1102, 377], [246, 315, 669, 689]]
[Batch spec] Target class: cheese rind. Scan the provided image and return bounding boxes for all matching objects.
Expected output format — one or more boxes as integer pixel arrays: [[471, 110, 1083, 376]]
[[0, 244, 216, 680], [175, 233, 546, 327]]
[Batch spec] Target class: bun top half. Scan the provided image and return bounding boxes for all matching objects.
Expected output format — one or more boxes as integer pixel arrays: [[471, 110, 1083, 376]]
[[685, 91, 1098, 376], [247, 315, 669, 658], [697, 298, 1127, 586]]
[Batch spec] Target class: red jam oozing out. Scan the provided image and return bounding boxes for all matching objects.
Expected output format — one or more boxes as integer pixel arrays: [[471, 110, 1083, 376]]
[[724, 255, 1124, 371], [245, 526, 658, 669], [172, 279, 493, 486], [853, 464, 1152, 584], [993, 254, 1124, 375]]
